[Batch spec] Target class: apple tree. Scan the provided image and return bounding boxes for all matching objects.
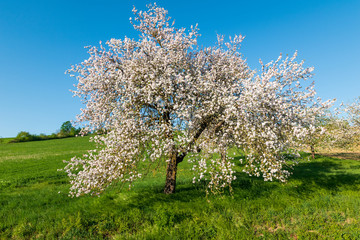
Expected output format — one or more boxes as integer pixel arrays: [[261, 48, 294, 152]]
[[64, 4, 330, 197]]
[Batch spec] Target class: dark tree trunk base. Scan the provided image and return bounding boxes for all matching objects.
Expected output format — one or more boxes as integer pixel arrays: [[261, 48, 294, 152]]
[[310, 145, 315, 159], [163, 152, 185, 194], [164, 152, 178, 194]]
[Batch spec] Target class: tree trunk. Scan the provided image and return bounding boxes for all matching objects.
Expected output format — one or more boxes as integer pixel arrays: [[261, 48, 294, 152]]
[[310, 145, 315, 159], [163, 150, 185, 194], [164, 151, 178, 194]]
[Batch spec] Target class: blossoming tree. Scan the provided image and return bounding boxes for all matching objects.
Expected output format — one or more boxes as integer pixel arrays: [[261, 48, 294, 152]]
[[64, 4, 330, 197], [324, 98, 360, 150], [347, 97, 360, 128]]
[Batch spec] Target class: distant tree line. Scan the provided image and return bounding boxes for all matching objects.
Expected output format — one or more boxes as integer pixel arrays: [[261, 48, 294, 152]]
[[9, 121, 83, 143]]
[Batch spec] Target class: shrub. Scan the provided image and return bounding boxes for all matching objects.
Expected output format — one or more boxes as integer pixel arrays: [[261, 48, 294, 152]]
[[10, 131, 35, 143]]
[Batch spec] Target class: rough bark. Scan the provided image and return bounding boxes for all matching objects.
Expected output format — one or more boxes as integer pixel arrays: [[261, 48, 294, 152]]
[[164, 150, 185, 194], [164, 150, 178, 194]]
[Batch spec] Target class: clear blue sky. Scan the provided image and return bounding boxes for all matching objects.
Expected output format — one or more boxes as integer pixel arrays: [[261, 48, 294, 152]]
[[0, 0, 359, 137]]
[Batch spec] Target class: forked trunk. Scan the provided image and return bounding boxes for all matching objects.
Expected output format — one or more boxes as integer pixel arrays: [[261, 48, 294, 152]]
[[164, 151, 178, 194]]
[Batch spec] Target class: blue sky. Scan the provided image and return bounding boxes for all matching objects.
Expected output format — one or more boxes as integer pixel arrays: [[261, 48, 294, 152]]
[[0, 0, 359, 137]]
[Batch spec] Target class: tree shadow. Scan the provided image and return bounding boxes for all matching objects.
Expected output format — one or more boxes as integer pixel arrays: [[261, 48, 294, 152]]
[[102, 156, 360, 211], [114, 172, 281, 211], [288, 158, 360, 196]]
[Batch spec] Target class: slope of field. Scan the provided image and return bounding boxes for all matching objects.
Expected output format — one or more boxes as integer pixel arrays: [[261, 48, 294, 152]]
[[1, 137, 360, 239]]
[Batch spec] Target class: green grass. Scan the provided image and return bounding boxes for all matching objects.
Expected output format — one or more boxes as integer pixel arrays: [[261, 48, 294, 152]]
[[1, 137, 360, 239], [0, 138, 14, 144]]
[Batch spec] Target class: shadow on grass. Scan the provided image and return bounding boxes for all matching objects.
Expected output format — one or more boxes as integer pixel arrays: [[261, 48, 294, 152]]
[[289, 158, 360, 196], [117, 156, 360, 209], [115, 174, 280, 212]]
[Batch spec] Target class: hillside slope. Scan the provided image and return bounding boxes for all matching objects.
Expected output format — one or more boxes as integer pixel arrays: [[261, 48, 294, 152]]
[[1, 137, 360, 239]]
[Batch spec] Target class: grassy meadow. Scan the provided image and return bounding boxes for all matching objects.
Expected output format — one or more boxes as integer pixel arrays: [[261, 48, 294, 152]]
[[1, 137, 360, 239]]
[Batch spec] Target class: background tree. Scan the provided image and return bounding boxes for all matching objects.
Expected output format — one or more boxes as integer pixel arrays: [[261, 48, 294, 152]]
[[324, 98, 360, 150], [347, 97, 360, 147], [303, 115, 330, 159], [59, 121, 80, 137], [64, 3, 330, 197], [325, 119, 358, 150], [346, 97, 360, 127], [60, 121, 73, 134], [307, 99, 360, 153]]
